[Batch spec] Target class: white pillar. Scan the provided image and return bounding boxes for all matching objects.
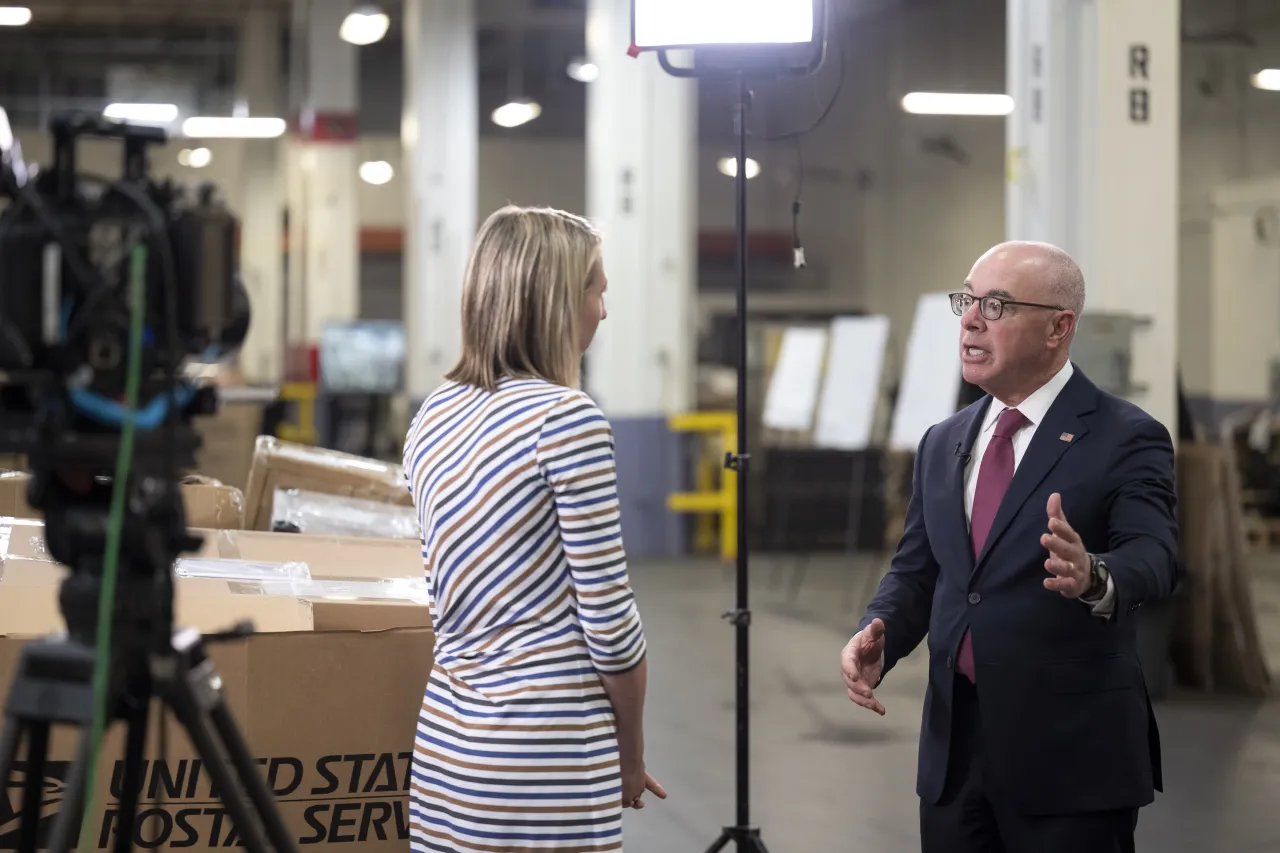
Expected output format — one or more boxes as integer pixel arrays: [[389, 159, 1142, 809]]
[[237, 6, 285, 383], [287, 0, 361, 360], [1006, 0, 1179, 431], [402, 0, 478, 400], [586, 0, 697, 557]]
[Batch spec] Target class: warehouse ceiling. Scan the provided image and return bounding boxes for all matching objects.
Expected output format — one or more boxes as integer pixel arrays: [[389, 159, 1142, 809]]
[[3, 0, 1280, 140], [21, 0, 292, 27]]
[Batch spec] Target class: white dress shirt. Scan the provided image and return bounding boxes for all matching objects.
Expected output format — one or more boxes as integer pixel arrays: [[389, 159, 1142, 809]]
[[962, 361, 1115, 617]]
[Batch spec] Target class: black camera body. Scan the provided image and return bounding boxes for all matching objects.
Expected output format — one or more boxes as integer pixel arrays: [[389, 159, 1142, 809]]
[[0, 111, 248, 476]]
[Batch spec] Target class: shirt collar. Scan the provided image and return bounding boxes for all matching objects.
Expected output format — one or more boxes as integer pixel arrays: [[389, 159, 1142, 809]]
[[980, 361, 1074, 433]]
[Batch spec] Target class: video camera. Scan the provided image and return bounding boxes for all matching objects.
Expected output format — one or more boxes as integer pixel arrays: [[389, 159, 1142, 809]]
[[0, 113, 294, 853], [0, 110, 247, 482]]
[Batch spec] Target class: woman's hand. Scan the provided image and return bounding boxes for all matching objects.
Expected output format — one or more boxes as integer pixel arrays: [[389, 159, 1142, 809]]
[[621, 762, 666, 809]]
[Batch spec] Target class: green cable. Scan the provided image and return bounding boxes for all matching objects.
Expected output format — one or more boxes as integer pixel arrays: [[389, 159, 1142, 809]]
[[77, 244, 146, 850]]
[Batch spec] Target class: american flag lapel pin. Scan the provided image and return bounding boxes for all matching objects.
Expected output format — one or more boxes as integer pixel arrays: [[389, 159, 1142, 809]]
[[1059, 432, 1074, 443]]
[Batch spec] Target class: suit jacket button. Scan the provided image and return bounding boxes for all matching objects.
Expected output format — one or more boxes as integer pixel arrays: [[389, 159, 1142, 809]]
[[946, 655, 953, 669], [968, 592, 981, 605]]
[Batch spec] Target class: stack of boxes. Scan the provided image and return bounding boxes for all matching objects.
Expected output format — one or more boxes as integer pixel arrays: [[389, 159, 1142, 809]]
[[0, 436, 435, 851]]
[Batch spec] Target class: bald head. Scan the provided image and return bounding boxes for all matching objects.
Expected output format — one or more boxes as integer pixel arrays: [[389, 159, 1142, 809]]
[[972, 240, 1085, 316], [959, 240, 1084, 405]]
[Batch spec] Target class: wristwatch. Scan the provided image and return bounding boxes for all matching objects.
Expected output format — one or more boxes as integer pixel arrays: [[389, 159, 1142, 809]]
[[1083, 553, 1109, 601]]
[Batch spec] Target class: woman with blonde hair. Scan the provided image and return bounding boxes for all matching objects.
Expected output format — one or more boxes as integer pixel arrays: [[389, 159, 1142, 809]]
[[403, 205, 664, 852]]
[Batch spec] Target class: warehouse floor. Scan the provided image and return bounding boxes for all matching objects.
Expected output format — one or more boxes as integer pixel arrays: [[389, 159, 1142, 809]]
[[621, 553, 1280, 852]]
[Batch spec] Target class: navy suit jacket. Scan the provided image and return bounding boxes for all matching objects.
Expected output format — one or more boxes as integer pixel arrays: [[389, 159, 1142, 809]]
[[859, 366, 1179, 816]]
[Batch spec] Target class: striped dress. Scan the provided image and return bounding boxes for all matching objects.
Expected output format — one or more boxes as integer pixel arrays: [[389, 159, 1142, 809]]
[[403, 376, 648, 852]]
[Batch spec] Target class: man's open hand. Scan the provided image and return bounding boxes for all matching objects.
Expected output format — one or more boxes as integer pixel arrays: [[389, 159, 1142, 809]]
[[841, 618, 886, 715], [1041, 492, 1090, 599]]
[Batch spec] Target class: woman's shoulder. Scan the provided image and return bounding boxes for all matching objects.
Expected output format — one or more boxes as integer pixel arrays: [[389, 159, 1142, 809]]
[[413, 377, 601, 429], [497, 377, 603, 415]]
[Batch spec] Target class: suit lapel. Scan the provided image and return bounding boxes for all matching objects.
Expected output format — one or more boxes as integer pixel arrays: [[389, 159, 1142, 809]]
[[972, 370, 1098, 575], [947, 398, 990, 575]]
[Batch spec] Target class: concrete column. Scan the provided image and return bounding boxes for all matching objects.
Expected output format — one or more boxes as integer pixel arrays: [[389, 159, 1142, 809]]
[[402, 0, 478, 401], [287, 0, 361, 364], [1006, 0, 1179, 431], [236, 6, 285, 383], [1205, 176, 1280, 425], [586, 0, 697, 557]]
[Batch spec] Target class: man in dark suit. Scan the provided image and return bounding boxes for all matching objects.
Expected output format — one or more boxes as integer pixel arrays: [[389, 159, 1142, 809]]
[[840, 241, 1178, 853]]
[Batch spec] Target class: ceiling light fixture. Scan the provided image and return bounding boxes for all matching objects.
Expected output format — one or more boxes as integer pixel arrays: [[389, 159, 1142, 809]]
[[340, 4, 390, 46], [717, 157, 760, 179], [359, 160, 394, 185], [178, 147, 213, 168], [491, 98, 542, 129], [901, 92, 1014, 116], [1251, 69, 1280, 91], [0, 6, 31, 26], [104, 103, 178, 123], [566, 59, 599, 83], [182, 116, 287, 138]]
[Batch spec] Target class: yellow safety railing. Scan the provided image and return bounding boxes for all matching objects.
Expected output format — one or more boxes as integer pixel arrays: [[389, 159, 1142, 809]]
[[276, 381, 319, 445], [666, 411, 737, 561]]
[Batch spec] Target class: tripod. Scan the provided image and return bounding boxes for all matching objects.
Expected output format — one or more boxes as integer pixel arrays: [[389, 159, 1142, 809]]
[[699, 70, 768, 853], [0, 476, 297, 853], [650, 24, 828, 850]]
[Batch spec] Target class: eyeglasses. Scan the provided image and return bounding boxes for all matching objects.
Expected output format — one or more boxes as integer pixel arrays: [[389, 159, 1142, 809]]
[[948, 292, 1066, 321]]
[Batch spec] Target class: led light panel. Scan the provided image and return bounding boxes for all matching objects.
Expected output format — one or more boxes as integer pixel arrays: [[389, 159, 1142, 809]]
[[632, 0, 816, 49]]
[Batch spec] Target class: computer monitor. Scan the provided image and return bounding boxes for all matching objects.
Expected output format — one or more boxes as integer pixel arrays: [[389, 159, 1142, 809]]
[[318, 320, 406, 394]]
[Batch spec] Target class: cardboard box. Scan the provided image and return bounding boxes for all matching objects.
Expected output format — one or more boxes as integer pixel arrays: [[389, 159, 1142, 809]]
[[0, 473, 245, 530], [0, 524, 434, 851], [243, 438, 412, 532]]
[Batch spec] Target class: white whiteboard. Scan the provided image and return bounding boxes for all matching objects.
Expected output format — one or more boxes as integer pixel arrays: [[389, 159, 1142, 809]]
[[761, 326, 827, 432], [889, 292, 963, 451], [813, 315, 889, 450]]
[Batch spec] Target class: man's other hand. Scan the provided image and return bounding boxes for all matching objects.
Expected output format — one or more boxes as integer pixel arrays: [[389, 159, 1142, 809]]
[[1041, 492, 1090, 599], [841, 618, 887, 715]]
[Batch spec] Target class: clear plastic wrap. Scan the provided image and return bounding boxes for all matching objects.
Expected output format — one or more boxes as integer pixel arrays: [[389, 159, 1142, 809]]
[[0, 518, 49, 560], [173, 558, 313, 582], [270, 487, 420, 539], [227, 575, 431, 604]]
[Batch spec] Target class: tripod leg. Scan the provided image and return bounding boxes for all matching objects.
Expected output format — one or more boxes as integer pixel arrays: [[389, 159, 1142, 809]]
[[0, 715, 23, 795], [205, 700, 297, 852], [112, 698, 151, 853], [704, 829, 733, 853], [20, 720, 49, 853], [166, 692, 276, 853], [45, 726, 96, 853]]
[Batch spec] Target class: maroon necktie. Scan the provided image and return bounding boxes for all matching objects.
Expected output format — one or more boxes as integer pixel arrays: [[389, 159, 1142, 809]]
[[957, 407, 1029, 683]]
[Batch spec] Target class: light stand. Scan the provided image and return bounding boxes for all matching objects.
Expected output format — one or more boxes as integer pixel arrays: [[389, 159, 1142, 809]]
[[632, 4, 829, 849]]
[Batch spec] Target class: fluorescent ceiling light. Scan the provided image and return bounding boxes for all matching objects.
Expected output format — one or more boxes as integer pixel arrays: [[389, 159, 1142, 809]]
[[104, 103, 178, 123], [567, 59, 599, 83], [0, 7, 31, 26], [1252, 69, 1280, 91], [340, 5, 389, 45], [178, 147, 212, 168], [182, 116, 286, 138], [359, 160, 394, 185], [717, 156, 760, 179], [632, 0, 814, 48], [901, 92, 1013, 116], [491, 99, 542, 129]]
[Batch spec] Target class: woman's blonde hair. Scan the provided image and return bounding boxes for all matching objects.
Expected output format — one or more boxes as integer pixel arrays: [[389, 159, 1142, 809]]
[[445, 205, 602, 391]]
